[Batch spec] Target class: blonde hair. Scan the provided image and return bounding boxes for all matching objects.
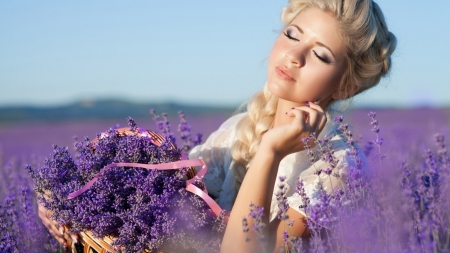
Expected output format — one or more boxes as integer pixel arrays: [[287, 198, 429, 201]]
[[230, 0, 397, 193]]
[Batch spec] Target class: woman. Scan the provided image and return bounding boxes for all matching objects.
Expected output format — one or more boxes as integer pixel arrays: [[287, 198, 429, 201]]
[[40, 0, 396, 251], [189, 0, 396, 252]]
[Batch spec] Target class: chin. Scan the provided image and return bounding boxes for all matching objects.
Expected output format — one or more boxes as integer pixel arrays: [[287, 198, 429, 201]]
[[267, 79, 287, 97], [267, 81, 300, 103]]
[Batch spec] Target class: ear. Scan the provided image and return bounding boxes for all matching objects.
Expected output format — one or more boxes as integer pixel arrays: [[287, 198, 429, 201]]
[[332, 84, 359, 100]]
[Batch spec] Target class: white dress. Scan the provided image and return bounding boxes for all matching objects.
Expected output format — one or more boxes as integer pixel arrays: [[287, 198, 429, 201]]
[[189, 112, 369, 222]]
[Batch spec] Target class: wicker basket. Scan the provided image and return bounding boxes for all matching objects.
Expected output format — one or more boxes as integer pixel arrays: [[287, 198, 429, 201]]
[[67, 128, 197, 253]]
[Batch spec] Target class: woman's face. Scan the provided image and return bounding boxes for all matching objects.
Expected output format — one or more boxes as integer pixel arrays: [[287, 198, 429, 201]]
[[267, 7, 348, 105]]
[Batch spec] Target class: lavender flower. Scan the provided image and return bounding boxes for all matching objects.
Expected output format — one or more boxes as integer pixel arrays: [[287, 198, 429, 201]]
[[177, 111, 203, 154], [248, 203, 267, 250], [334, 115, 368, 199], [435, 133, 448, 170], [242, 217, 251, 242], [275, 176, 289, 221], [301, 135, 316, 166]]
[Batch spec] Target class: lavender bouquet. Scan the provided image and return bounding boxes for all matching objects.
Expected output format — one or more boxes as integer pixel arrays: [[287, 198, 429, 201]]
[[27, 112, 226, 253]]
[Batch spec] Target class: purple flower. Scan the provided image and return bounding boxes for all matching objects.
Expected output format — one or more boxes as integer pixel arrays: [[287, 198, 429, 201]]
[[242, 217, 251, 242], [282, 230, 289, 243], [435, 133, 448, 170], [247, 203, 267, 249], [333, 116, 344, 123], [275, 176, 289, 221], [127, 117, 137, 132]]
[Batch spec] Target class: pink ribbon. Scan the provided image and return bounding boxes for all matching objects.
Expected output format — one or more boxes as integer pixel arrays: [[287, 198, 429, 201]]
[[67, 158, 224, 217]]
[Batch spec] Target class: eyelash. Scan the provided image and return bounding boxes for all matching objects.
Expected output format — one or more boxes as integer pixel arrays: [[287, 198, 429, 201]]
[[314, 51, 330, 64], [283, 30, 299, 41], [283, 29, 331, 64]]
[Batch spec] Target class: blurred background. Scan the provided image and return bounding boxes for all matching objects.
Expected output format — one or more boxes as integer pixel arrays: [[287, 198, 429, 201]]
[[1, 0, 449, 160]]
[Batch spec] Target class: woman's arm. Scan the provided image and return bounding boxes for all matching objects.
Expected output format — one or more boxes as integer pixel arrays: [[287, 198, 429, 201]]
[[221, 148, 310, 252], [221, 143, 282, 252], [221, 103, 326, 253]]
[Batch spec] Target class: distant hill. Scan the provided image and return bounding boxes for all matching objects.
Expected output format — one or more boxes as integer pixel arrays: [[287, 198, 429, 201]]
[[1, 99, 448, 124], [0, 99, 237, 123]]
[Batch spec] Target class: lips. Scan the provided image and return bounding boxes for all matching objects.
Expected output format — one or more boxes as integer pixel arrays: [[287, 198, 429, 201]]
[[275, 66, 296, 81]]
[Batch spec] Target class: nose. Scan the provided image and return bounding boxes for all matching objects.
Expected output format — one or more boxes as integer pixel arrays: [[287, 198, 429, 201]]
[[285, 45, 305, 68]]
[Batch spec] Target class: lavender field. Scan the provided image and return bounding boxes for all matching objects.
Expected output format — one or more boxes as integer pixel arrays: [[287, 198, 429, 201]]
[[1, 108, 448, 162], [1, 107, 449, 252]]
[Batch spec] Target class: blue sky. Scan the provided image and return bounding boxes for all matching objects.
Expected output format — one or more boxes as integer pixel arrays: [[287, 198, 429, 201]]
[[1, 0, 449, 108]]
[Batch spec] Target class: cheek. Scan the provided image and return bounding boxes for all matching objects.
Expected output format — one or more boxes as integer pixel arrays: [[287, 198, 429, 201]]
[[268, 38, 287, 66], [306, 65, 345, 96], [321, 70, 341, 88], [327, 68, 347, 95]]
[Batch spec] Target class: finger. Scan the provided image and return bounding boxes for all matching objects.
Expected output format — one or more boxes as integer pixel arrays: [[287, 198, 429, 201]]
[[287, 108, 306, 128], [306, 102, 326, 129], [318, 113, 327, 131], [304, 106, 321, 128], [292, 106, 323, 129], [308, 101, 325, 114], [308, 101, 326, 126], [289, 105, 311, 115]]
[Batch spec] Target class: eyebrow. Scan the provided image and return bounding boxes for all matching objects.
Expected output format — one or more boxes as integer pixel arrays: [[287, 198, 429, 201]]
[[290, 24, 337, 59]]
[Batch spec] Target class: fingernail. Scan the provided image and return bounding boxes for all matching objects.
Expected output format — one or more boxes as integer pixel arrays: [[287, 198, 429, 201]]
[[306, 102, 310, 107], [59, 227, 64, 235], [315, 98, 321, 104]]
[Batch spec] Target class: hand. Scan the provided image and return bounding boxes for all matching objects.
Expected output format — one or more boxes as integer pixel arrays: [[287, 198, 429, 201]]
[[38, 203, 79, 249], [261, 101, 327, 158]]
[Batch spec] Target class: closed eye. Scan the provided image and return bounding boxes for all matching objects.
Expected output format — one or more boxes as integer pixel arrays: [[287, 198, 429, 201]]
[[283, 30, 299, 42], [313, 51, 330, 64]]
